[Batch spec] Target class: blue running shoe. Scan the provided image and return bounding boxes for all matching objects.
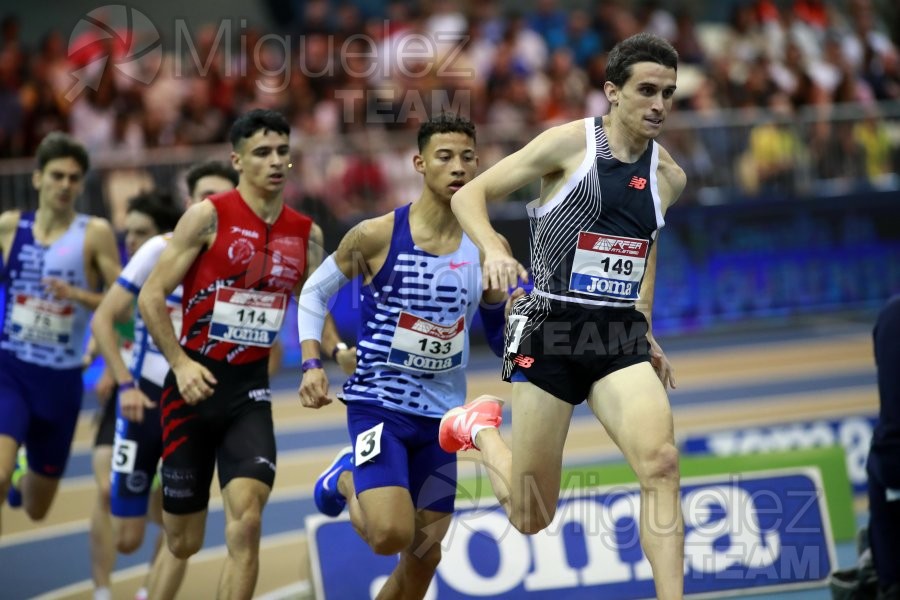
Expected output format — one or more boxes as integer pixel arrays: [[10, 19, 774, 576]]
[[7, 448, 26, 508], [314, 446, 353, 517]]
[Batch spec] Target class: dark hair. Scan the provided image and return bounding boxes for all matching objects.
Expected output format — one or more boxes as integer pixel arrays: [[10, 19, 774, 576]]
[[228, 109, 290, 149], [185, 160, 239, 196], [127, 191, 183, 233], [416, 112, 476, 152], [35, 132, 89, 173], [606, 32, 678, 88]]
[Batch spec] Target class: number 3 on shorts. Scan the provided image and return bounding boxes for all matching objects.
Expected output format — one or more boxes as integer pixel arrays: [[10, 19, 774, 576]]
[[355, 422, 384, 466], [506, 315, 528, 354]]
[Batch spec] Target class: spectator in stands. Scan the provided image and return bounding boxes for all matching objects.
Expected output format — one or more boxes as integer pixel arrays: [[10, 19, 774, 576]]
[[738, 92, 806, 197], [0, 0, 896, 216], [853, 105, 894, 186]]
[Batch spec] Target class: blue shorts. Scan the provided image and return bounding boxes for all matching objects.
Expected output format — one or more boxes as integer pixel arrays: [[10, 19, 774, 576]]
[[0, 351, 83, 477], [347, 402, 457, 513], [110, 378, 163, 518]]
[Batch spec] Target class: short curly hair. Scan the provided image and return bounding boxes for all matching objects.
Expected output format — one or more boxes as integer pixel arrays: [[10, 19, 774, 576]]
[[417, 113, 476, 152]]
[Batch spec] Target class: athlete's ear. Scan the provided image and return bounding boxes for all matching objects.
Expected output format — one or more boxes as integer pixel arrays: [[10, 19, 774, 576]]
[[31, 169, 41, 192], [604, 81, 619, 106], [231, 150, 241, 173], [412, 153, 425, 175]]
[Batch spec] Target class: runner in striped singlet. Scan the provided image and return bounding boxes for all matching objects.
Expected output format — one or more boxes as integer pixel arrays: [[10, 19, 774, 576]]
[[298, 113, 512, 600], [439, 33, 687, 600]]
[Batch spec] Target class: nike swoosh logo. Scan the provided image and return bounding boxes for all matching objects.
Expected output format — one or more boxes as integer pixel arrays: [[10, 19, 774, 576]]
[[449, 261, 470, 270], [322, 467, 341, 491]]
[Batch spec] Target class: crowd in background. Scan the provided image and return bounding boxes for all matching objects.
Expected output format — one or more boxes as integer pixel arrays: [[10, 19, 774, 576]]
[[0, 0, 898, 222]]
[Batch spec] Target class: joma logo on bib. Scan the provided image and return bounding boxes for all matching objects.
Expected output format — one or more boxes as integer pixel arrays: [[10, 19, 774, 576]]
[[585, 277, 634, 297], [402, 354, 454, 370], [221, 326, 271, 344]]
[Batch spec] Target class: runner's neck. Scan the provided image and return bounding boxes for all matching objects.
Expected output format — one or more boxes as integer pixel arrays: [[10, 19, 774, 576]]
[[33, 206, 76, 244]]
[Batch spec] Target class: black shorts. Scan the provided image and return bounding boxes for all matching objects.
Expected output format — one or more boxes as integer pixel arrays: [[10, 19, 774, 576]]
[[94, 391, 117, 448], [502, 297, 650, 405], [159, 349, 276, 515]]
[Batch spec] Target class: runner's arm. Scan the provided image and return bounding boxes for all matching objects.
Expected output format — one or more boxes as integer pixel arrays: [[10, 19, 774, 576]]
[[138, 201, 214, 370], [451, 122, 583, 259], [0, 210, 20, 264], [297, 220, 379, 361], [479, 234, 518, 356], [92, 284, 138, 385], [639, 147, 686, 389]]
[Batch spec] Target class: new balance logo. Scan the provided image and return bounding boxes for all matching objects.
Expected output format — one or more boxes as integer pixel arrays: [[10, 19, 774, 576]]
[[628, 176, 647, 190], [454, 411, 479, 436], [513, 355, 534, 368]]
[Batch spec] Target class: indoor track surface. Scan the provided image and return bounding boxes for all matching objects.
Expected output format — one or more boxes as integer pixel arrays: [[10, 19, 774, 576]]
[[0, 319, 878, 599]]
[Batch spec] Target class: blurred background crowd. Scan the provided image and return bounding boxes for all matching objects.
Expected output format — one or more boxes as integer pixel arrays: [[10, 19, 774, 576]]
[[0, 0, 898, 228]]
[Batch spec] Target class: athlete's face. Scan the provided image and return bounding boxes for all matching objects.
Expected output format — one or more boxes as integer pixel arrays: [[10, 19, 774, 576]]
[[232, 129, 290, 196], [32, 157, 85, 213], [123, 210, 160, 257], [189, 174, 236, 206], [604, 61, 677, 139], [414, 132, 478, 203]]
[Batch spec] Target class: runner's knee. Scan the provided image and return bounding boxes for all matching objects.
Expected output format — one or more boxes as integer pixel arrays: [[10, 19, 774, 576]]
[[167, 527, 203, 559], [226, 510, 263, 555], [509, 499, 556, 535], [636, 442, 680, 485], [116, 526, 144, 554], [24, 499, 52, 521], [23, 481, 56, 520], [367, 522, 414, 555]]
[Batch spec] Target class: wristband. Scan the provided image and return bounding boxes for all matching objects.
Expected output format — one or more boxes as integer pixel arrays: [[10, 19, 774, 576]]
[[332, 342, 349, 361], [302, 358, 324, 372], [118, 380, 137, 392]]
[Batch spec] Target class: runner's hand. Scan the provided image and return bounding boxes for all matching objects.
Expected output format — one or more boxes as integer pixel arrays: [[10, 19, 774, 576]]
[[173, 358, 217, 404], [335, 346, 357, 376], [120, 387, 157, 423], [648, 335, 676, 390], [43, 277, 79, 302], [482, 248, 528, 292], [299, 368, 332, 408], [505, 287, 526, 320]]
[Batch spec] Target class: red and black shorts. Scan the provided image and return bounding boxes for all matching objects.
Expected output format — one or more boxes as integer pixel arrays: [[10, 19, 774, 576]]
[[159, 349, 276, 515]]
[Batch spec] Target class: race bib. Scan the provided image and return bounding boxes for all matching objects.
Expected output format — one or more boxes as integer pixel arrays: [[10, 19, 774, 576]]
[[9, 294, 74, 346], [568, 232, 648, 301], [386, 312, 465, 373], [208, 287, 286, 347]]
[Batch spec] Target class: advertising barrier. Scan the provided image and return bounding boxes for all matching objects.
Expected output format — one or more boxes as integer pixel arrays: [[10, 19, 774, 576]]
[[680, 415, 877, 495], [308, 468, 837, 600]]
